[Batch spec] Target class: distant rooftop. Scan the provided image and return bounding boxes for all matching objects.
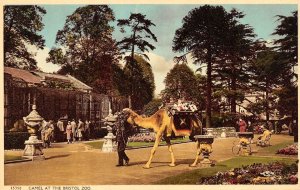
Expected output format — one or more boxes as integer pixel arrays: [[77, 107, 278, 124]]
[[4, 67, 92, 92]]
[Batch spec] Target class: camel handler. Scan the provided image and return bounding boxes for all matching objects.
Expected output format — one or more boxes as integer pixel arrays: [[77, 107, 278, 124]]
[[113, 112, 130, 167]]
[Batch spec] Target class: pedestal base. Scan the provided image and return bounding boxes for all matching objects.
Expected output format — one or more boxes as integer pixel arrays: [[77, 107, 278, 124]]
[[220, 132, 227, 138], [200, 158, 213, 167], [102, 133, 117, 153], [241, 147, 251, 156], [23, 135, 45, 161]]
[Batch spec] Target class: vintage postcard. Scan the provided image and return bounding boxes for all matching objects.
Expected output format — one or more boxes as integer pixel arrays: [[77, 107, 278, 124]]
[[1, 0, 299, 190]]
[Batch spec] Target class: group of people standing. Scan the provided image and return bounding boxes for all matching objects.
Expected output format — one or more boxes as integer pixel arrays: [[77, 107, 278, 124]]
[[65, 119, 91, 144], [39, 120, 55, 148], [39, 118, 92, 146]]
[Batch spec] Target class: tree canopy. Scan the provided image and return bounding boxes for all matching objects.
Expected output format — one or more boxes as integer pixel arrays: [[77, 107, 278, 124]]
[[214, 9, 256, 113], [47, 5, 119, 94], [121, 55, 155, 111], [273, 10, 298, 80], [117, 13, 158, 61], [173, 5, 238, 128], [117, 13, 157, 108], [4, 5, 46, 70], [162, 63, 202, 106]]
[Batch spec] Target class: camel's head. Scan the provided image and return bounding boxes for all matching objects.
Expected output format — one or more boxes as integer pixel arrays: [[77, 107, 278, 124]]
[[122, 108, 138, 127]]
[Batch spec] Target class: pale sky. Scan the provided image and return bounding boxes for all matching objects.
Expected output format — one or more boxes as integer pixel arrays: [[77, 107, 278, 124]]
[[31, 4, 297, 95]]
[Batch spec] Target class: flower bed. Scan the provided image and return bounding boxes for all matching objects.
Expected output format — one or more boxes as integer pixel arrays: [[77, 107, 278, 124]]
[[198, 162, 298, 184], [128, 133, 156, 142], [277, 144, 298, 155]]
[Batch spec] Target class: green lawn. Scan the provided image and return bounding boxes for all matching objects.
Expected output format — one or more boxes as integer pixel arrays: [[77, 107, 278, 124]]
[[154, 156, 298, 184], [258, 140, 294, 155], [4, 155, 27, 162], [84, 141, 104, 149], [128, 137, 190, 148], [84, 137, 190, 149]]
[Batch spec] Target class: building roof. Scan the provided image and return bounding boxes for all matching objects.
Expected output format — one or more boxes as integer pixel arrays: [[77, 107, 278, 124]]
[[4, 67, 41, 84], [4, 67, 92, 92]]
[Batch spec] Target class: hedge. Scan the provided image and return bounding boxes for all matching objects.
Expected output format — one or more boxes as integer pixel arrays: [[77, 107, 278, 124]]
[[4, 127, 108, 150], [4, 132, 30, 150], [93, 127, 108, 139]]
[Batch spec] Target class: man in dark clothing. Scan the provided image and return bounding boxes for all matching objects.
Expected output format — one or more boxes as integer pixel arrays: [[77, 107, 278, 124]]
[[113, 112, 131, 167]]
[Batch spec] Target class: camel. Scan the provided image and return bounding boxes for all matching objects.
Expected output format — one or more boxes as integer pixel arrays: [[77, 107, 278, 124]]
[[123, 108, 203, 169]]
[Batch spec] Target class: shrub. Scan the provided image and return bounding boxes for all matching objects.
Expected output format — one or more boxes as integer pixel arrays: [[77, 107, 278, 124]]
[[143, 99, 162, 116], [4, 132, 30, 150], [93, 127, 108, 139]]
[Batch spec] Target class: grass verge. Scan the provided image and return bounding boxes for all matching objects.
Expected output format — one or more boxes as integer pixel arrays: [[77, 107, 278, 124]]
[[154, 156, 298, 184], [84, 137, 190, 149], [128, 137, 190, 148], [259, 140, 294, 154], [84, 141, 104, 149], [4, 155, 26, 162]]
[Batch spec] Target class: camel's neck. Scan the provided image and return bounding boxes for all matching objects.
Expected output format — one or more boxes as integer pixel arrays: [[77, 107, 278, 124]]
[[134, 116, 155, 129], [130, 110, 160, 130]]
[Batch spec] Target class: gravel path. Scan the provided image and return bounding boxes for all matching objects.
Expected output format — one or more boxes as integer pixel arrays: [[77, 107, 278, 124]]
[[4, 134, 295, 185]]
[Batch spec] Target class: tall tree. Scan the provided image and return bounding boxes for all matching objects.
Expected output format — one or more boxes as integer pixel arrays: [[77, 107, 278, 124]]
[[215, 9, 256, 113], [120, 55, 155, 110], [273, 10, 298, 142], [250, 49, 283, 121], [117, 13, 157, 108], [273, 10, 298, 82], [162, 63, 203, 107], [173, 5, 230, 128], [47, 5, 119, 94], [4, 5, 46, 70]]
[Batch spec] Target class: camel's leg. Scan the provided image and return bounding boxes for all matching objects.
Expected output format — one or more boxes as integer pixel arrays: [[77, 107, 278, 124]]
[[165, 137, 175, 167], [190, 141, 201, 167], [143, 133, 162, 169]]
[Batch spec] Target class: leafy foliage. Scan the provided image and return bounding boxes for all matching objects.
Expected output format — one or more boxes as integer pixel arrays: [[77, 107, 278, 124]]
[[143, 99, 162, 116], [47, 5, 120, 94], [173, 5, 235, 127], [117, 13, 158, 61], [273, 10, 298, 81], [4, 132, 30, 150], [117, 13, 157, 108], [274, 85, 297, 118], [248, 49, 283, 119], [162, 64, 203, 108], [214, 9, 256, 113], [4, 5, 46, 70], [45, 80, 75, 90], [125, 55, 155, 110]]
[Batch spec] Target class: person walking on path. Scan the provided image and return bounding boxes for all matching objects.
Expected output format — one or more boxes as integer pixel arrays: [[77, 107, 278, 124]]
[[46, 120, 55, 147], [238, 118, 247, 132], [66, 121, 72, 144], [113, 113, 130, 167], [71, 119, 77, 142], [84, 120, 91, 140], [39, 120, 49, 148], [77, 119, 84, 141], [57, 119, 64, 132]]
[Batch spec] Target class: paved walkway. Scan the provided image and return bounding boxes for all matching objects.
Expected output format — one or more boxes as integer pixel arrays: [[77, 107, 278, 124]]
[[4, 134, 295, 185]]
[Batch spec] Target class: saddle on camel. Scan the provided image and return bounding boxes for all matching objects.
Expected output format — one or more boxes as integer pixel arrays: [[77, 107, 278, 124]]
[[122, 100, 203, 169]]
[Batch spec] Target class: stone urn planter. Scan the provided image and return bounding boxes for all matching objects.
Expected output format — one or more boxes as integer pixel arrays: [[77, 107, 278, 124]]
[[237, 132, 254, 156], [101, 110, 117, 152], [22, 105, 45, 160], [194, 135, 214, 166]]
